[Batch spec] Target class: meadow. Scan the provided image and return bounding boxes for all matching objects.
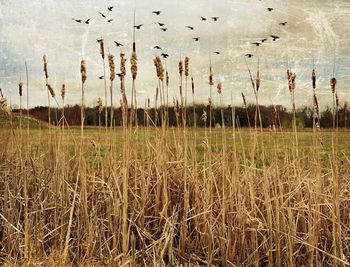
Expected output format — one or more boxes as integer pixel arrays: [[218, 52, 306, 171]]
[[1, 112, 350, 266]]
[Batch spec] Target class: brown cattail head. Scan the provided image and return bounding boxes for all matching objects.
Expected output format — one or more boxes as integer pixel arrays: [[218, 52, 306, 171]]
[[99, 39, 105, 59], [330, 77, 337, 93], [287, 70, 296, 92], [0, 88, 3, 98], [191, 76, 194, 95], [120, 53, 127, 76], [178, 60, 183, 77], [184, 57, 189, 77], [130, 51, 138, 80], [153, 56, 164, 81], [43, 55, 49, 79], [241, 92, 247, 108], [147, 98, 150, 108], [97, 97, 103, 112], [209, 67, 214, 86], [61, 84, 65, 100], [19, 82, 23, 97], [80, 60, 87, 84], [335, 92, 339, 108], [256, 71, 260, 92], [108, 54, 115, 81], [0, 96, 9, 114], [156, 87, 159, 102], [217, 82, 222, 94], [166, 71, 169, 87], [313, 93, 319, 117], [312, 69, 316, 89], [46, 83, 55, 98]]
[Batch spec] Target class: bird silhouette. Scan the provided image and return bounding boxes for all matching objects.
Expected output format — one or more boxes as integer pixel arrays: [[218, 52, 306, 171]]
[[153, 11, 161, 15], [85, 19, 90, 24], [99, 12, 106, 18], [213, 51, 220, 55], [154, 46, 162, 50], [201, 16, 207, 21], [158, 22, 165, 27], [279, 22, 287, 26], [160, 27, 168, 31], [161, 53, 169, 58], [270, 35, 279, 41], [97, 39, 103, 43], [72, 18, 82, 23], [107, 6, 114, 11], [261, 38, 268, 43], [186, 26, 194, 30], [193, 37, 200, 41], [134, 24, 143, 29], [245, 54, 254, 58], [99, 76, 104, 79], [107, 19, 113, 23], [267, 8, 273, 11], [211, 17, 219, 21], [114, 41, 123, 47], [252, 42, 261, 46], [116, 73, 123, 78]]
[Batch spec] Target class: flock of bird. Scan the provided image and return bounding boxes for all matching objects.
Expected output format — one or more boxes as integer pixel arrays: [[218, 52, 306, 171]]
[[72, 4, 288, 61]]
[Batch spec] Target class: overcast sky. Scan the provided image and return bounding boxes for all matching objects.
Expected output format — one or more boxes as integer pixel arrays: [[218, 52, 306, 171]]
[[0, 0, 349, 109]]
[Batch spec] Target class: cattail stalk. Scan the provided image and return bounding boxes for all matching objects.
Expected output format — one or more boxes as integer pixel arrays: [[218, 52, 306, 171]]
[[130, 51, 138, 127], [191, 75, 196, 128], [179, 59, 184, 127], [19, 80, 23, 130], [99, 39, 108, 129], [120, 53, 128, 128], [217, 82, 224, 128], [209, 62, 214, 129], [25, 61, 29, 135], [184, 57, 189, 128], [108, 54, 115, 129], [61, 84, 65, 129], [43, 55, 51, 128], [80, 60, 87, 137]]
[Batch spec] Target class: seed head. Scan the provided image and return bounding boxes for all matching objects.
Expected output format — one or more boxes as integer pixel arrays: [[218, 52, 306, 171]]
[[47, 83, 55, 98], [330, 77, 337, 93], [256, 71, 260, 91], [19, 82, 23, 97], [99, 39, 105, 59], [130, 51, 138, 80], [312, 69, 316, 89], [184, 57, 189, 77], [191, 76, 194, 95], [61, 84, 65, 100], [178, 60, 183, 77], [217, 82, 222, 94], [120, 53, 127, 76], [97, 97, 103, 112], [80, 60, 87, 84], [153, 56, 164, 81], [108, 54, 115, 81], [43, 55, 49, 79]]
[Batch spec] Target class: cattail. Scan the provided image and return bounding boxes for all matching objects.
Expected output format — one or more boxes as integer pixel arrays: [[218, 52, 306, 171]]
[[156, 87, 159, 102], [313, 94, 319, 117], [217, 82, 222, 94], [100, 39, 105, 59], [0, 88, 3, 98], [191, 76, 195, 95], [108, 54, 115, 81], [184, 57, 189, 77], [97, 97, 103, 113], [241, 92, 247, 108], [256, 71, 260, 91], [312, 69, 316, 89], [201, 110, 207, 123], [81, 60, 87, 84], [46, 84, 55, 98], [120, 53, 127, 76], [209, 67, 214, 86], [147, 98, 150, 108], [43, 55, 49, 79], [130, 51, 138, 80], [166, 71, 169, 87], [0, 96, 9, 114], [178, 60, 183, 77], [208, 97, 212, 106], [19, 82, 23, 97], [287, 70, 296, 92], [153, 56, 164, 81], [61, 84, 65, 100], [330, 77, 337, 93]]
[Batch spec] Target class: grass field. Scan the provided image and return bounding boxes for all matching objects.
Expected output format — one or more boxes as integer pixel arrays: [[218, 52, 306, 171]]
[[1, 115, 350, 266]]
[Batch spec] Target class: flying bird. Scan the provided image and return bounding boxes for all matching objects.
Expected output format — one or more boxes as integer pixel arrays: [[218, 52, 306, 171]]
[[160, 27, 168, 31], [134, 24, 143, 29], [99, 76, 104, 79], [252, 42, 261, 46], [116, 73, 123, 78], [97, 38, 103, 43], [99, 12, 106, 18], [213, 51, 220, 55], [261, 38, 268, 43], [211, 17, 219, 21], [193, 37, 200, 41], [72, 18, 82, 23], [201, 16, 207, 21], [279, 22, 288, 26], [107, 6, 114, 11], [154, 46, 162, 50], [186, 26, 194, 30], [161, 53, 169, 58], [270, 35, 279, 41], [267, 8, 273, 11], [114, 41, 123, 47], [153, 11, 161, 15], [158, 22, 165, 26], [85, 19, 90, 24], [245, 54, 254, 58], [107, 19, 113, 23]]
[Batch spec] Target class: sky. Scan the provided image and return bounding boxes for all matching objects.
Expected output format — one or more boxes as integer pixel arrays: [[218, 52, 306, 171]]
[[0, 0, 349, 110]]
